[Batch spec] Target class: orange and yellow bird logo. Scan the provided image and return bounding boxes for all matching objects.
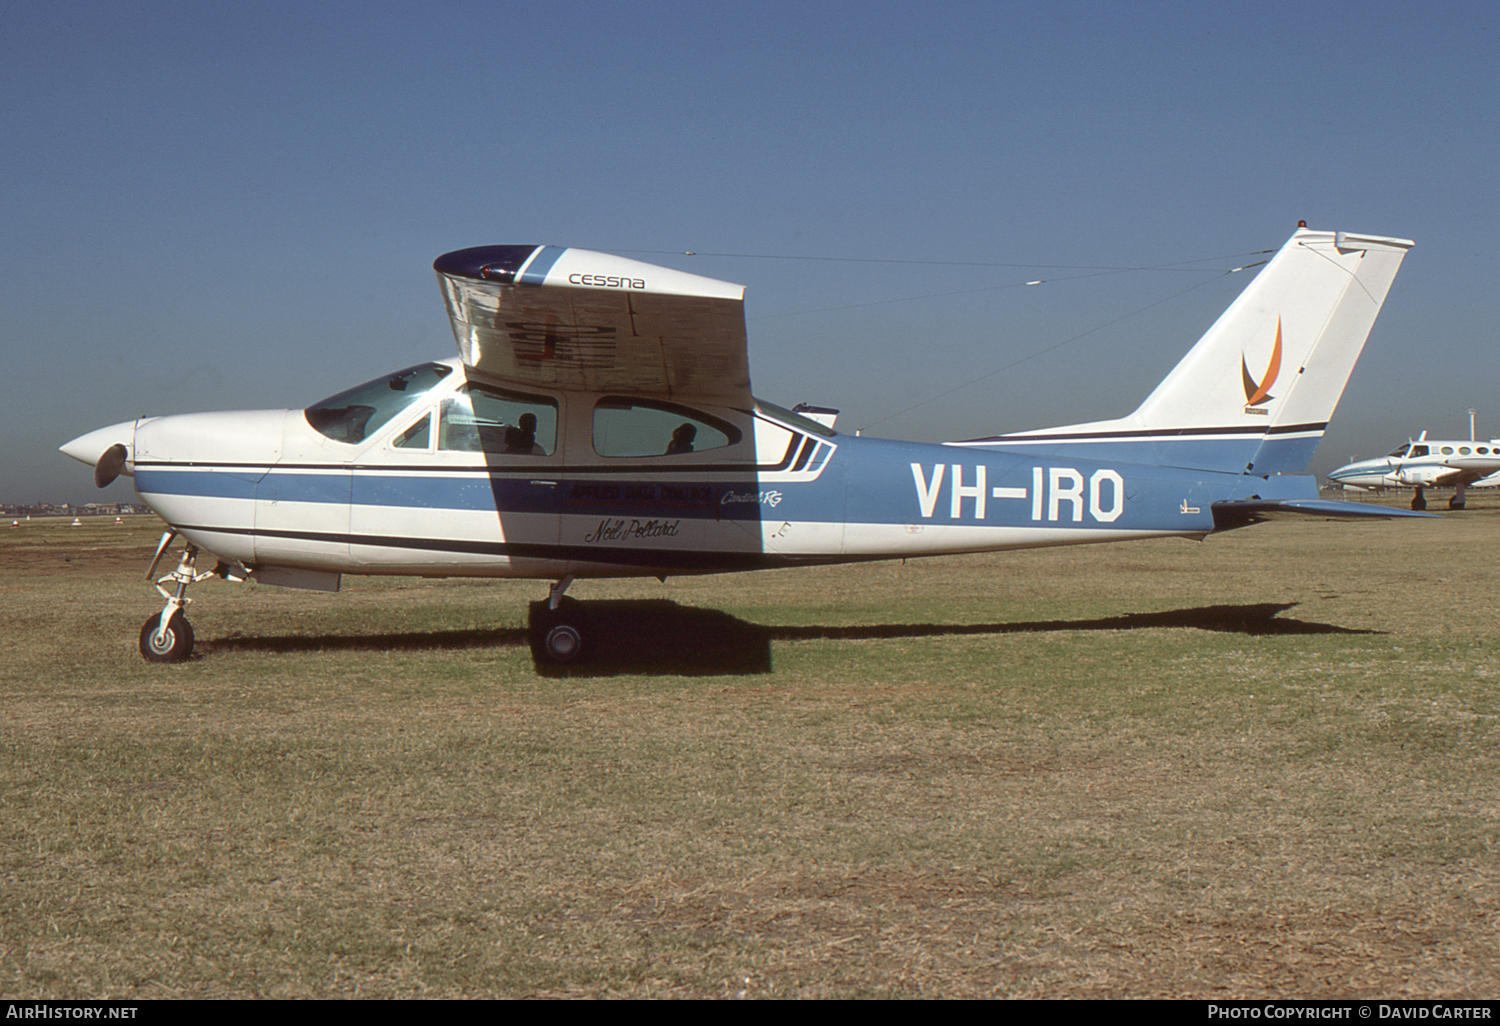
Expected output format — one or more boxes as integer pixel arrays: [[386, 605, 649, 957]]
[[1242, 319, 1283, 408]]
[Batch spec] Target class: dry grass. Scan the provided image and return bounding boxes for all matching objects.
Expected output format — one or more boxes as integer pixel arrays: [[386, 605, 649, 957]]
[[1, 503, 1497, 998]]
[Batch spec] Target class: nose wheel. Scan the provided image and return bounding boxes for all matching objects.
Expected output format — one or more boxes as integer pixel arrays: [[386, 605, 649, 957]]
[[140, 610, 194, 662]]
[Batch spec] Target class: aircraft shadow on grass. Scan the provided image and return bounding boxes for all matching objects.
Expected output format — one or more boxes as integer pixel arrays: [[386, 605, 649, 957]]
[[204, 599, 1377, 677]]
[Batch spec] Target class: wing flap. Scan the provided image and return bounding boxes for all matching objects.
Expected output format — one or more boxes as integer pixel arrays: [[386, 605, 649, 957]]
[[435, 246, 750, 403]]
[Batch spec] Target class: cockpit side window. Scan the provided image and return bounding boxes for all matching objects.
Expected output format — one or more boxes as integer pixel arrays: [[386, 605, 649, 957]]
[[592, 398, 741, 457], [439, 383, 557, 455], [392, 411, 434, 450], [306, 363, 453, 444], [1410, 445, 1429, 457]]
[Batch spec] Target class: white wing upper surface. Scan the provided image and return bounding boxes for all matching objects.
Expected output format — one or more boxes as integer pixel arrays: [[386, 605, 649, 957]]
[[434, 245, 750, 404]]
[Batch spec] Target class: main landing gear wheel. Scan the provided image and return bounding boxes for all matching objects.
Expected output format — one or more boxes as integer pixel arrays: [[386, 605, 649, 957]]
[[530, 577, 588, 665], [542, 623, 583, 663], [140, 611, 194, 663]]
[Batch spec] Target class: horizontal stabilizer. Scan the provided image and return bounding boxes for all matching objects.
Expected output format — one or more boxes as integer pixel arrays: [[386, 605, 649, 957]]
[[1211, 498, 1437, 532]]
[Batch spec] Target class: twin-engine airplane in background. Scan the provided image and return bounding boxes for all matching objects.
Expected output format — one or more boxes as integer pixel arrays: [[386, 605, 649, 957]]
[[1329, 432, 1500, 509], [62, 224, 1427, 664]]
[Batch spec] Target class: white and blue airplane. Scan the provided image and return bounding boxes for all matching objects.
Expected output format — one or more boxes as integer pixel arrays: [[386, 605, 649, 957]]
[[61, 224, 1427, 664], [1328, 432, 1500, 509]]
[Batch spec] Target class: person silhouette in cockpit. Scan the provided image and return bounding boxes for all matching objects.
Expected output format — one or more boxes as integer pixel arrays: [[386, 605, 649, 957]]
[[665, 422, 696, 455], [504, 412, 544, 455]]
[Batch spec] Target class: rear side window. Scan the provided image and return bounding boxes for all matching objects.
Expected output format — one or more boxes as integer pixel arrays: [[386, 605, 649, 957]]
[[592, 398, 741, 457]]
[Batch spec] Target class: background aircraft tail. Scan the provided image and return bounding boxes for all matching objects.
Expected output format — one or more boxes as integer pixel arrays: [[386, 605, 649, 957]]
[[957, 226, 1414, 475]]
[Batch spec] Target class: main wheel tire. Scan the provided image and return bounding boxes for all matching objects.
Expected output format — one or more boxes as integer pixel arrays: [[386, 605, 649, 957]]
[[140, 611, 194, 663], [543, 623, 583, 663]]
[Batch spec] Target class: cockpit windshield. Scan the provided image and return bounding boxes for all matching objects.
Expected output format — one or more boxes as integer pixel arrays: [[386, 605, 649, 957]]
[[305, 363, 454, 443]]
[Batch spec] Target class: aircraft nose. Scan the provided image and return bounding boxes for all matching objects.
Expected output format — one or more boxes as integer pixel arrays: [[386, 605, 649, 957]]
[[59, 421, 138, 485]]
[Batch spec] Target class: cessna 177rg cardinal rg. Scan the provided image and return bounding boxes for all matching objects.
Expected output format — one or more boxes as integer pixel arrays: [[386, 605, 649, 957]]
[[61, 225, 1427, 664]]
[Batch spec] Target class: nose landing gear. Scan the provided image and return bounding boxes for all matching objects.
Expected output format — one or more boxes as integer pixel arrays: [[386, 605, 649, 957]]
[[139, 533, 217, 663]]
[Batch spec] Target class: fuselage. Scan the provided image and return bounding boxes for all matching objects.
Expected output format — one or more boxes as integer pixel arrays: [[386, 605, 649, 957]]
[[65, 358, 1298, 585]]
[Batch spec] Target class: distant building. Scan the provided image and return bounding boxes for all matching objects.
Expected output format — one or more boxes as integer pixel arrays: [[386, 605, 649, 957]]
[[0, 502, 146, 517]]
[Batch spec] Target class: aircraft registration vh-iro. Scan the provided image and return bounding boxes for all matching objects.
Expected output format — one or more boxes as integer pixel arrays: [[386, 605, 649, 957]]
[[62, 223, 1431, 665], [1329, 432, 1500, 510]]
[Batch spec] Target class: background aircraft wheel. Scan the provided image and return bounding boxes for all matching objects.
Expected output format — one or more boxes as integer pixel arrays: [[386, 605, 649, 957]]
[[543, 623, 583, 663], [139, 611, 194, 663]]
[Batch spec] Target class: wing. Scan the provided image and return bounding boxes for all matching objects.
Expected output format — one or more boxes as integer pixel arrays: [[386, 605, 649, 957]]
[[434, 246, 750, 404], [1429, 463, 1500, 488]]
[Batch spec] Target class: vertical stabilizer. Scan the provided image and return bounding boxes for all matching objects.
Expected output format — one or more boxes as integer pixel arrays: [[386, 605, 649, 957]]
[[959, 227, 1413, 474]]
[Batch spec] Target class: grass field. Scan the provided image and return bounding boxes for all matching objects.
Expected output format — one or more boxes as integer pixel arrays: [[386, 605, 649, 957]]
[[2, 504, 1497, 998]]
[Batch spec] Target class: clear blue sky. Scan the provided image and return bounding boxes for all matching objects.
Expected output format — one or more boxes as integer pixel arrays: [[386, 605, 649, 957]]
[[6, 0, 1497, 505]]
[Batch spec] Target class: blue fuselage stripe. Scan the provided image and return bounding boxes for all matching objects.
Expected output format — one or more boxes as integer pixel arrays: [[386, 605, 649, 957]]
[[134, 468, 259, 500], [136, 467, 769, 521]]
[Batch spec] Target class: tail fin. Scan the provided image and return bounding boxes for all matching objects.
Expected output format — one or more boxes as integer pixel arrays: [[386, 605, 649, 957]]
[[960, 227, 1413, 474]]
